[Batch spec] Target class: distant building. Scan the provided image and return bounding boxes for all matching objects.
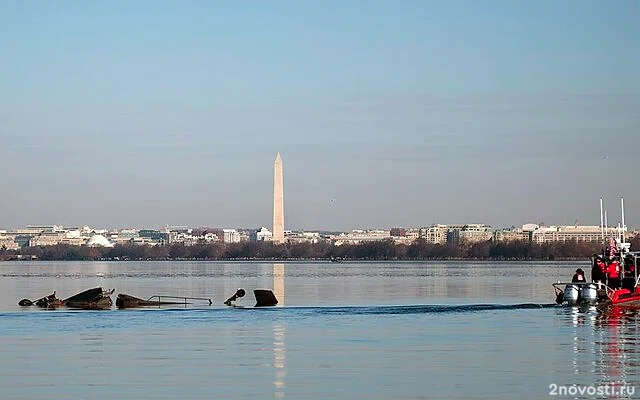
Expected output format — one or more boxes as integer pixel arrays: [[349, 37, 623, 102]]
[[223, 229, 241, 243], [459, 224, 493, 243], [29, 232, 66, 246], [530, 225, 602, 243], [87, 234, 114, 248], [254, 227, 273, 242], [493, 228, 530, 242], [420, 224, 448, 244], [129, 237, 162, 246], [110, 229, 139, 244], [330, 230, 391, 246], [139, 229, 167, 245], [15, 225, 65, 235], [203, 232, 220, 243], [522, 223, 540, 232], [237, 230, 251, 242], [390, 227, 407, 237], [0, 234, 19, 250], [405, 229, 420, 241], [60, 237, 87, 246], [14, 235, 31, 248], [286, 231, 322, 244], [444, 224, 492, 243]]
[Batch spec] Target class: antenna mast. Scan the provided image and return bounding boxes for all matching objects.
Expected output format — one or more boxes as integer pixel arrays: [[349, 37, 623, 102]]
[[600, 198, 604, 241], [621, 197, 626, 244]]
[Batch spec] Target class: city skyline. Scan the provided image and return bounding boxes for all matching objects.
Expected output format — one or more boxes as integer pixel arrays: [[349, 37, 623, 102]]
[[1, 2, 639, 231], [1, 215, 636, 236]]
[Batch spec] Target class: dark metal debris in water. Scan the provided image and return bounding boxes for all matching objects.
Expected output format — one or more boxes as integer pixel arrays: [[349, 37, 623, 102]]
[[116, 293, 213, 309]]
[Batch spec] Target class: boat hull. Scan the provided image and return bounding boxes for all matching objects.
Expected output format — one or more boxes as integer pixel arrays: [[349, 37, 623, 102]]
[[609, 289, 640, 305], [554, 282, 640, 307]]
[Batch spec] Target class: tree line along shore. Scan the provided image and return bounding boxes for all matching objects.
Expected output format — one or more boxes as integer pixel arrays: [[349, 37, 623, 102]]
[[2, 235, 639, 262]]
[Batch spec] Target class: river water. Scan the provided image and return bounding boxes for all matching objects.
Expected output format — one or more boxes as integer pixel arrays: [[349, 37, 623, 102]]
[[0, 261, 638, 399]]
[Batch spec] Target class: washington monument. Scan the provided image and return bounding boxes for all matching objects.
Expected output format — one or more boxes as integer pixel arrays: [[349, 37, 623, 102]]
[[272, 152, 285, 244]]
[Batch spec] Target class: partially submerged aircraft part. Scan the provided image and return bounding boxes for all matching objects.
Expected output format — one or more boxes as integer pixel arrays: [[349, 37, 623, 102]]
[[224, 288, 246, 306], [18, 292, 63, 309], [254, 289, 278, 307], [116, 294, 184, 308], [116, 294, 212, 309], [63, 287, 114, 310], [18, 298, 33, 307]]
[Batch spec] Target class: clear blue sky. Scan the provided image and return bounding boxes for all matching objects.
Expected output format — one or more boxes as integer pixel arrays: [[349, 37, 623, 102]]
[[1, 1, 639, 231]]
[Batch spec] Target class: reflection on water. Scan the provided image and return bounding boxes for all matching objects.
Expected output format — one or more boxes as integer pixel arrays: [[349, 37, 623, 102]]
[[273, 263, 286, 398], [273, 263, 285, 306], [565, 305, 640, 394], [273, 324, 286, 399], [596, 306, 640, 389]]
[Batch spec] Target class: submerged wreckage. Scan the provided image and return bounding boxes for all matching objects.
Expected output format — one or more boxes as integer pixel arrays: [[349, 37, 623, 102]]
[[18, 287, 114, 310], [18, 287, 276, 310]]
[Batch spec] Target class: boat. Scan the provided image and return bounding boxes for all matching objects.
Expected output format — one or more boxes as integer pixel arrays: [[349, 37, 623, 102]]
[[553, 198, 640, 306], [63, 287, 114, 310]]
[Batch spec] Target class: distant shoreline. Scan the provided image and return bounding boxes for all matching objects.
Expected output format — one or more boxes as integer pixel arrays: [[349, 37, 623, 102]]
[[0, 257, 592, 262], [2, 237, 630, 262]]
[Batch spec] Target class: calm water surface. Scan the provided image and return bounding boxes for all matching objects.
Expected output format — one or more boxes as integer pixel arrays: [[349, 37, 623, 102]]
[[1, 261, 639, 399]]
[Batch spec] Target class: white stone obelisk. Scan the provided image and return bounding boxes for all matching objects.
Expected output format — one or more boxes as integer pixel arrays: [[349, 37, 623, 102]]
[[272, 152, 285, 244]]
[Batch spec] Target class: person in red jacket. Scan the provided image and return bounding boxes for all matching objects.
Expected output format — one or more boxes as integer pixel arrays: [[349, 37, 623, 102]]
[[607, 260, 621, 289]]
